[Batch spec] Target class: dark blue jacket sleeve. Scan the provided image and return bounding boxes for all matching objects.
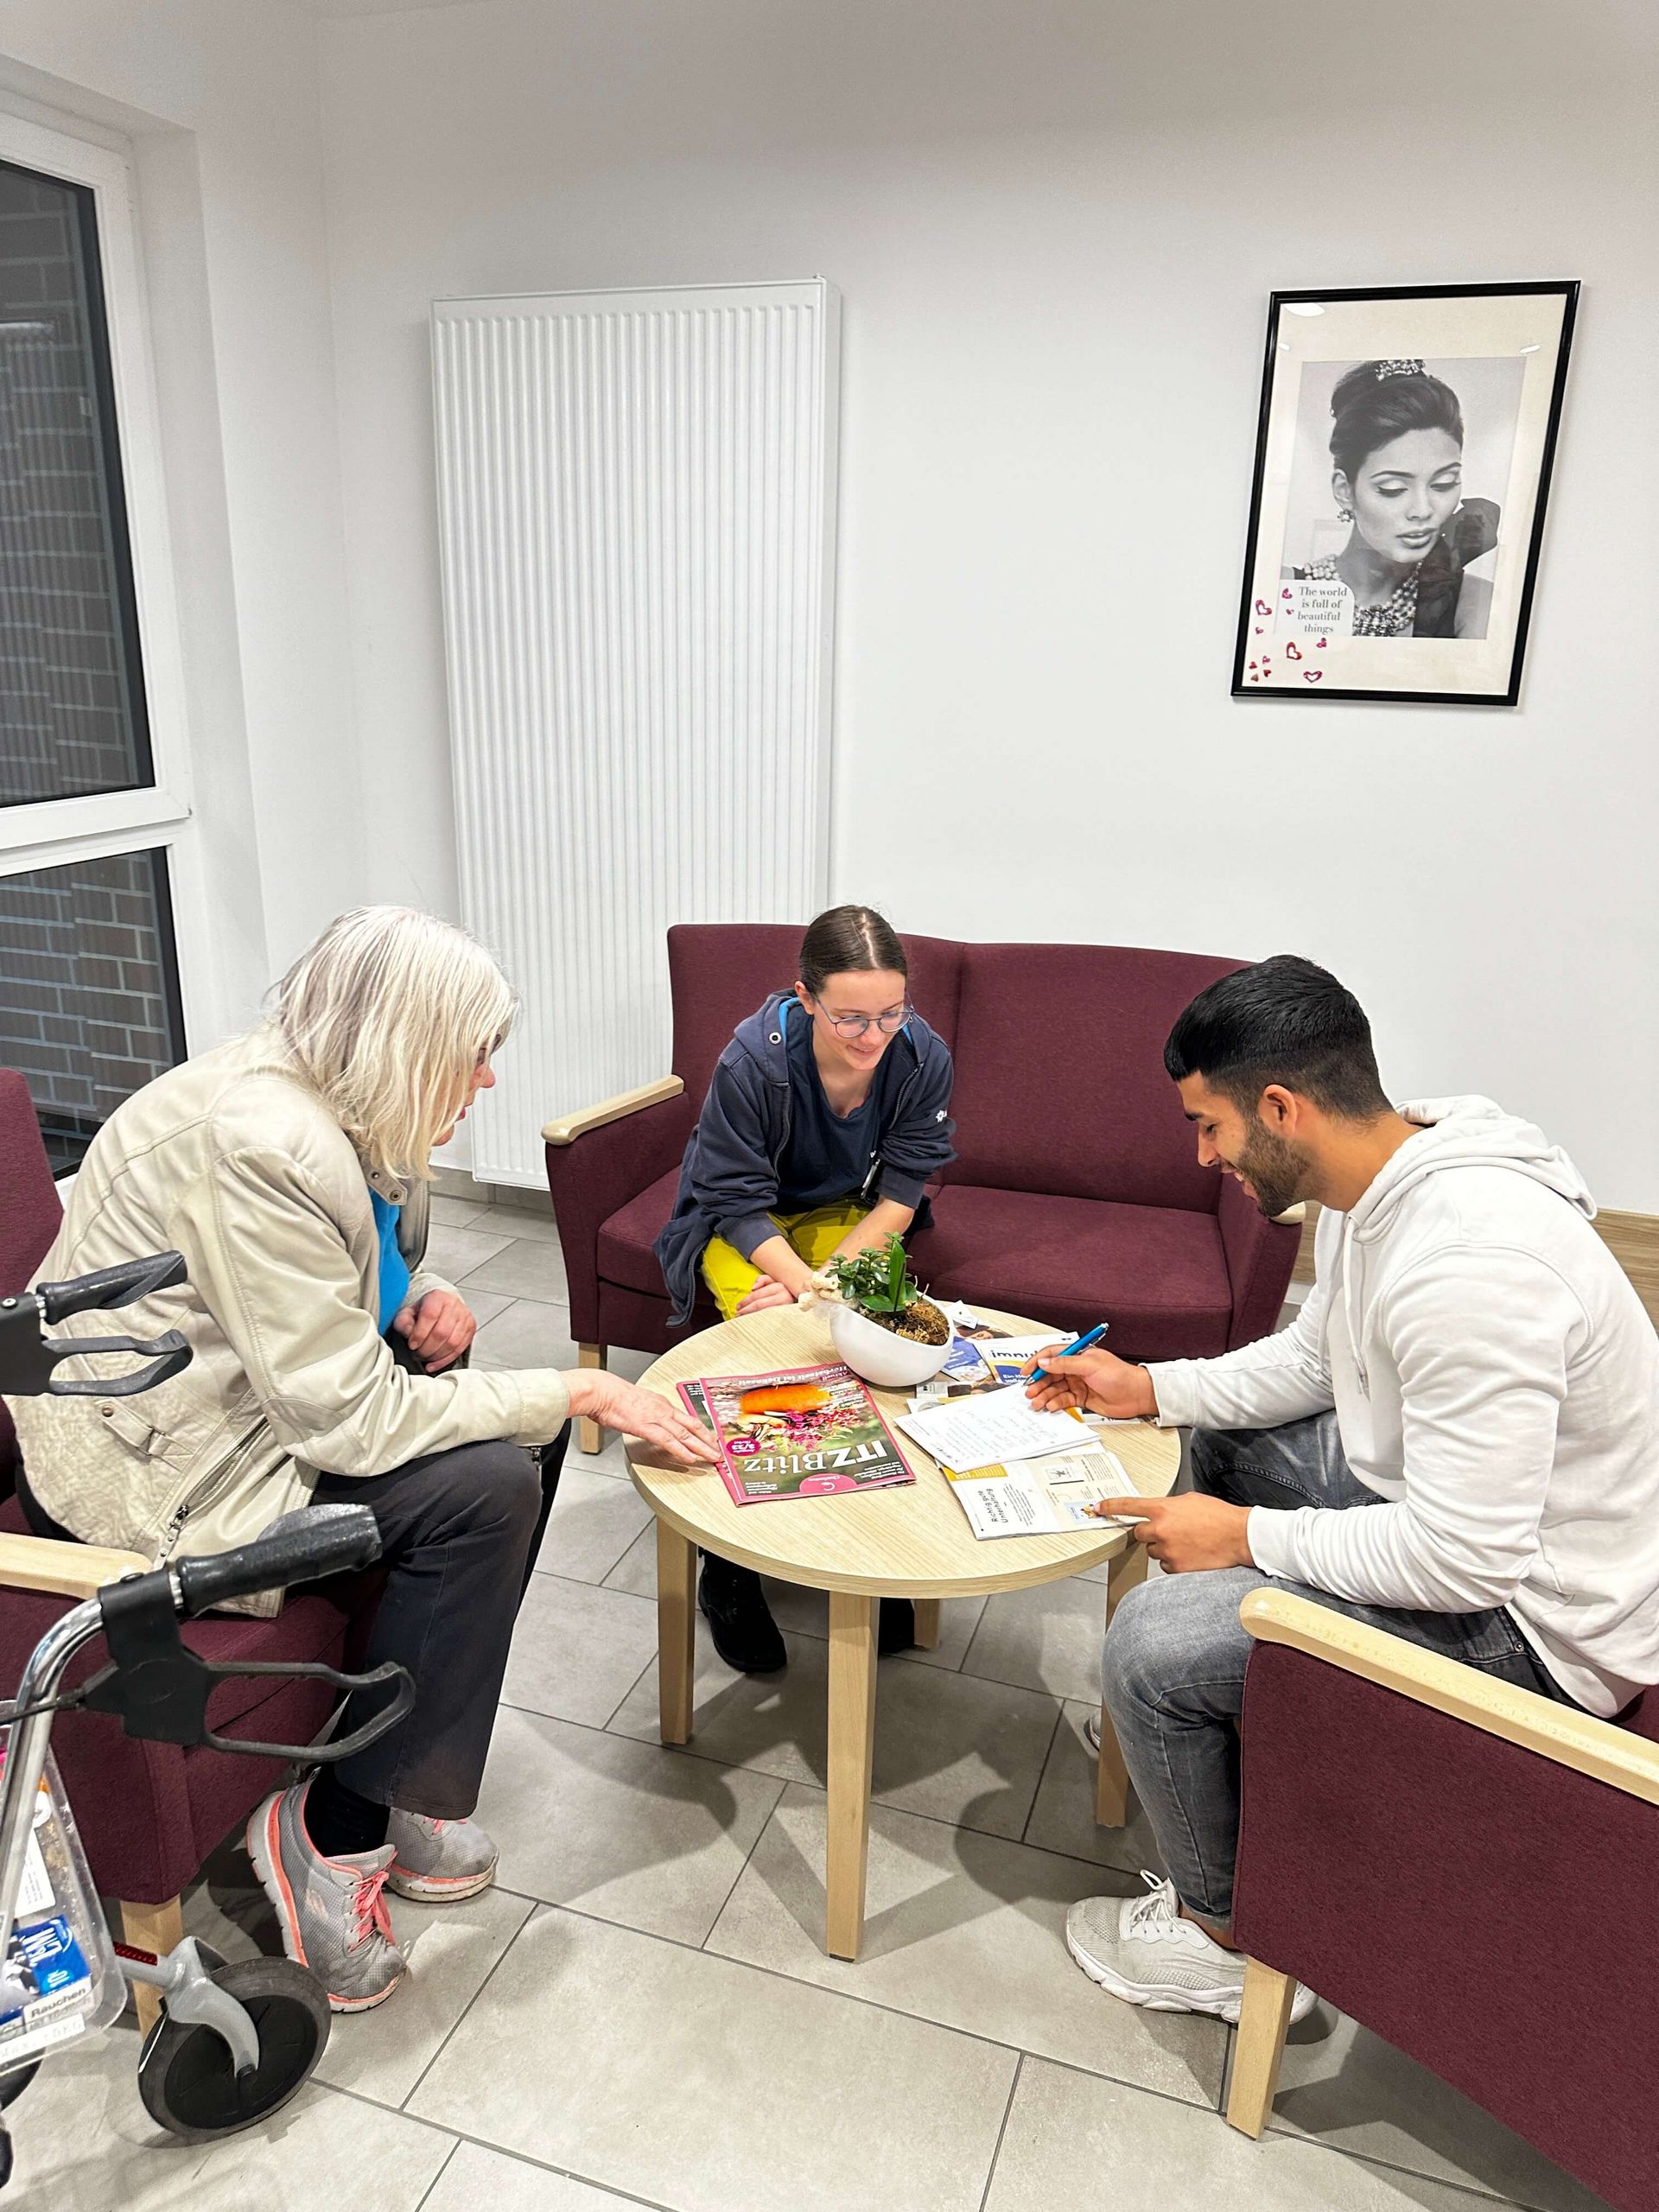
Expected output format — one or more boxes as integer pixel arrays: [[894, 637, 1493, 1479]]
[[876, 1034, 956, 1210], [686, 1056, 782, 1262]]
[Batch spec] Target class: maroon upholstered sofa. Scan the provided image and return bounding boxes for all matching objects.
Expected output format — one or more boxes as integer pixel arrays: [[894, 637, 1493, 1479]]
[[0, 1068, 365, 1991], [1224, 1588, 1659, 2209], [544, 925, 1300, 1446]]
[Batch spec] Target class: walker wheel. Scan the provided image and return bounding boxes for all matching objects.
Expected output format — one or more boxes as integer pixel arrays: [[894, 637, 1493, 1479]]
[[137, 1956, 330, 2141]]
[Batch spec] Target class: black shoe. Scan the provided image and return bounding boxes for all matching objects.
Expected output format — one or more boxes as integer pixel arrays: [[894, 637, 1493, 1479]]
[[699, 1555, 787, 1674], [878, 1599, 916, 1656]]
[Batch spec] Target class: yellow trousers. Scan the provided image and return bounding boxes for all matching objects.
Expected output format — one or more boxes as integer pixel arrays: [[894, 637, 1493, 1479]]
[[701, 1202, 870, 1321]]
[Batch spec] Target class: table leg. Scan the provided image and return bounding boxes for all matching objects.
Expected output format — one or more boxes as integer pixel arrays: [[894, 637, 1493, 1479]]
[[912, 1598, 942, 1650], [656, 1518, 696, 1745], [577, 1342, 607, 1455], [825, 1590, 878, 1961], [1096, 1537, 1149, 1829]]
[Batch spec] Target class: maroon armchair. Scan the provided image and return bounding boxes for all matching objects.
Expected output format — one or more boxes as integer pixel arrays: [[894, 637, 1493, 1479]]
[[0, 1069, 367, 2024], [543, 925, 1300, 1450], [1224, 1588, 1659, 2211]]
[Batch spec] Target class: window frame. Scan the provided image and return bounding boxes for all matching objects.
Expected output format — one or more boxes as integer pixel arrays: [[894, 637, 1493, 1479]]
[[0, 104, 205, 1056]]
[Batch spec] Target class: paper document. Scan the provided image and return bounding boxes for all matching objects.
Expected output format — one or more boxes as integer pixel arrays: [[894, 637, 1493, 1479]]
[[895, 1386, 1092, 1471], [944, 1447, 1136, 1541]]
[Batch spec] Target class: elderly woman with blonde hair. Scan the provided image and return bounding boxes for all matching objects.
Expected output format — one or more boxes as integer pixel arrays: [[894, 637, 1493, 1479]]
[[8, 906, 712, 2015]]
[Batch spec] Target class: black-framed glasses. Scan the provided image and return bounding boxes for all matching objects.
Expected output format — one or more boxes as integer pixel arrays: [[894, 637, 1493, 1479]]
[[812, 996, 912, 1039]]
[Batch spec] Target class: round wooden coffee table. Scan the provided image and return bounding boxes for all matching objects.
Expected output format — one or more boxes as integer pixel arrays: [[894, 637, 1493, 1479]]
[[623, 1302, 1179, 1960]]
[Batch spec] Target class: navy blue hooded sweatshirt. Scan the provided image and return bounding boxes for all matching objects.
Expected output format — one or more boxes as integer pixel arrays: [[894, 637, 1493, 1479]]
[[654, 992, 957, 1323]]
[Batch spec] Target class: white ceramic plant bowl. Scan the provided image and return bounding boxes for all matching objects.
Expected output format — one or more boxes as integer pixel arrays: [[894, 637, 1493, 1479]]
[[828, 1300, 954, 1391]]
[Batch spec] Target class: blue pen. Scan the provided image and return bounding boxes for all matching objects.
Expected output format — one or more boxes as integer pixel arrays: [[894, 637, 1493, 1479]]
[[1027, 1320, 1109, 1384]]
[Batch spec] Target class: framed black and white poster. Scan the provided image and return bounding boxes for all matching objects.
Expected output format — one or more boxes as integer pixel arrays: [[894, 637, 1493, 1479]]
[[1233, 283, 1577, 705]]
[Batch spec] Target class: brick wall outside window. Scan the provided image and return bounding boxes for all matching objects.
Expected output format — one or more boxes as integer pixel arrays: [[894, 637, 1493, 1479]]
[[0, 849, 184, 1173]]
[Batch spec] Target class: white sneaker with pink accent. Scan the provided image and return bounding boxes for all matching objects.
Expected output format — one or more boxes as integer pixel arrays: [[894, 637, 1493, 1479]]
[[385, 1809, 498, 1901]]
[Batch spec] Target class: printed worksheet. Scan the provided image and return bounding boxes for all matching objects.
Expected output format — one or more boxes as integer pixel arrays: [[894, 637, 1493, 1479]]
[[895, 1386, 1093, 1471], [943, 1447, 1141, 1540]]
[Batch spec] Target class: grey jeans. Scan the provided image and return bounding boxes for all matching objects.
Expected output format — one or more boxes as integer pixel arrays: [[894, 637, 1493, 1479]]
[[1099, 1412, 1576, 1924]]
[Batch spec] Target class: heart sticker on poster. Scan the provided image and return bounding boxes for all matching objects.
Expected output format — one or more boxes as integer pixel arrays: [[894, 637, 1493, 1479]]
[[1281, 588, 1293, 600], [1303, 669, 1324, 683], [1316, 637, 1328, 649], [1286, 642, 1303, 662], [1255, 599, 1271, 616]]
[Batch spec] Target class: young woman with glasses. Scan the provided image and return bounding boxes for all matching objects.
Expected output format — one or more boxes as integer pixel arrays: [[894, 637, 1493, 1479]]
[[654, 904, 957, 1672]]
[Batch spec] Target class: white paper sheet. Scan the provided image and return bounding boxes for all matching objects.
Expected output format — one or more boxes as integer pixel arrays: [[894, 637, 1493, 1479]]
[[896, 1386, 1092, 1471]]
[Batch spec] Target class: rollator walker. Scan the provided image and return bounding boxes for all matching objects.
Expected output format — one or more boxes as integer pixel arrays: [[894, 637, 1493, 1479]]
[[0, 1252, 412, 2183]]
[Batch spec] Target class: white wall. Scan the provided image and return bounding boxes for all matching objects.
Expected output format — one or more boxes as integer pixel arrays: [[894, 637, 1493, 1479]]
[[7, 2, 1656, 1205], [0, 1, 365, 1027], [316, 0, 1659, 1208]]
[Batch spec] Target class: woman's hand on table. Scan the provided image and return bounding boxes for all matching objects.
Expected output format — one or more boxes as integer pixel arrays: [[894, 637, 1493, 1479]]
[[1023, 1344, 1157, 1421], [393, 1289, 477, 1372], [568, 1372, 718, 1466]]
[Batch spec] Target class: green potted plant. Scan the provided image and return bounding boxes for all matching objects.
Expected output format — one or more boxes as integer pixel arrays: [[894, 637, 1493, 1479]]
[[822, 1235, 953, 1389]]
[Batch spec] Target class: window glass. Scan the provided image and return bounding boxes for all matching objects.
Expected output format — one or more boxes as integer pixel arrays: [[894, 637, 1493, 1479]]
[[0, 849, 184, 1173], [0, 156, 152, 806]]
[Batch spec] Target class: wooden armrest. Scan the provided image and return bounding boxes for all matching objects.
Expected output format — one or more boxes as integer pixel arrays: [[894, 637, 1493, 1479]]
[[0, 1531, 151, 1603], [1241, 1587, 1659, 1808], [543, 1075, 684, 1147]]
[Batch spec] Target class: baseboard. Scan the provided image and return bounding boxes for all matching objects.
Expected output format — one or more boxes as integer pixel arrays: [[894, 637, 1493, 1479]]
[[429, 1162, 554, 1215], [1293, 1202, 1659, 1324]]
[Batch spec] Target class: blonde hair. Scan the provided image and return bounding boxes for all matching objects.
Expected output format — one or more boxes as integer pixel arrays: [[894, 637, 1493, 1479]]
[[273, 906, 517, 1179]]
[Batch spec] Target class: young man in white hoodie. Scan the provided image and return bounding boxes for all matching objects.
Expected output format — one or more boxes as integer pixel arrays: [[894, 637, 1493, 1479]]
[[1031, 956, 1659, 2025]]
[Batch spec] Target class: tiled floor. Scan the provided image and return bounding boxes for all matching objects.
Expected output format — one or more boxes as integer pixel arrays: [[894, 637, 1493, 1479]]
[[19, 1198, 1608, 2212]]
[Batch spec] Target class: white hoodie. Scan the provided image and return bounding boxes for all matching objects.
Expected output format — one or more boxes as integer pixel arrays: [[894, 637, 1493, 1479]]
[[1147, 1096, 1659, 1717]]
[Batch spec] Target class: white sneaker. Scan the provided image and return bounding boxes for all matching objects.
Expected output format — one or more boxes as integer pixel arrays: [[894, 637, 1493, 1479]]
[[385, 1809, 498, 1901], [1084, 1707, 1103, 1754], [1065, 1872, 1317, 2025]]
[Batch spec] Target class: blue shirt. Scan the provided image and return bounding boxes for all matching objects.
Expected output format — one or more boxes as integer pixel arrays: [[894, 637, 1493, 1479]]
[[776, 998, 902, 1213], [370, 1189, 411, 1333]]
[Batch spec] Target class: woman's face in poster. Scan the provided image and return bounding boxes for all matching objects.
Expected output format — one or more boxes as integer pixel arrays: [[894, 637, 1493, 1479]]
[[1332, 425, 1464, 566]]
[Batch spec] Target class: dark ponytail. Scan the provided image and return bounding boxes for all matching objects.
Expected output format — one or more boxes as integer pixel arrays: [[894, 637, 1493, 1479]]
[[798, 905, 907, 995], [1330, 360, 1464, 486]]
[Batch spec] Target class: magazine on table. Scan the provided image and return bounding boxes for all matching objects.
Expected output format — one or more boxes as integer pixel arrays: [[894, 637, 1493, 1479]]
[[941, 1444, 1139, 1541], [680, 1363, 915, 1507]]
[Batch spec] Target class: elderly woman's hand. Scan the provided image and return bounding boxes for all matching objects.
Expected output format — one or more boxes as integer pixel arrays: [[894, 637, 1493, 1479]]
[[569, 1371, 718, 1468], [393, 1289, 479, 1373]]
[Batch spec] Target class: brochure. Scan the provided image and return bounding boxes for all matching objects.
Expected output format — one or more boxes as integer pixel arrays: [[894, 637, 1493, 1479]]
[[681, 1363, 915, 1507], [942, 1445, 1139, 1541]]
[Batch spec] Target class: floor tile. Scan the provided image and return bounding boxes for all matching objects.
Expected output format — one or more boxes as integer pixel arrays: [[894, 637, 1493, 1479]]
[[458, 1236, 569, 1303], [422, 2141, 634, 2212], [181, 1838, 534, 2111], [478, 1705, 785, 1942], [602, 1520, 657, 1596], [1021, 1699, 1164, 1873], [983, 2056, 1507, 2212], [962, 1573, 1108, 1703], [534, 1465, 654, 1584], [1262, 2006, 1610, 2210], [461, 1288, 518, 1332], [474, 1298, 581, 1371], [607, 1619, 1062, 1838], [3, 2017, 452, 2212], [429, 1193, 499, 1233], [423, 1221, 517, 1280], [409, 1908, 1016, 2212], [708, 1784, 1224, 2104], [503, 1573, 661, 1727], [314, 1887, 534, 2107], [480, 1204, 567, 1248]]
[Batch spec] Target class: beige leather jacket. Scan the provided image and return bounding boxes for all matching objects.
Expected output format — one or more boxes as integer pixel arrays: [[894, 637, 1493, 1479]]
[[5, 1027, 569, 1614]]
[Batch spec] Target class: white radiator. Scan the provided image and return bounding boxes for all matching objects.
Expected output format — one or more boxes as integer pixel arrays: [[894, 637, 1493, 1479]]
[[430, 280, 841, 1187]]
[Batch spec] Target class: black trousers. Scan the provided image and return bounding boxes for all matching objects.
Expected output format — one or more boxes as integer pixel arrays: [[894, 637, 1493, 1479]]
[[20, 1425, 570, 1824], [306, 1426, 569, 1819]]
